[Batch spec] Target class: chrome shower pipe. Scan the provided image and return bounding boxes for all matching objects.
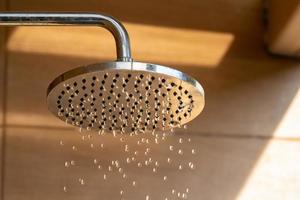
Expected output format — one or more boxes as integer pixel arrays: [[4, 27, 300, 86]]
[[0, 12, 132, 61]]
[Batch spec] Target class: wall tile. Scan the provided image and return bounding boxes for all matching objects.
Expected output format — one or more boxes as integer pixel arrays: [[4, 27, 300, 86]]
[[4, 127, 300, 200]]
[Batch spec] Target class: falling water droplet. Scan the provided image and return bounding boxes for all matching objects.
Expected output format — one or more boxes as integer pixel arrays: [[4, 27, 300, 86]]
[[189, 162, 195, 170], [146, 195, 150, 200], [79, 178, 85, 185], [63, 186, 67, 192], [64, 161, 70, 168], [70, 160, 75, 166], [191, 149, 196, 154], [169, 145, 174, 151], [132, 181, 136, 186], [178, 149, 183, 155], [125, 145, 129, 152], [163, 176, 167, 181], [167, 157, 171, 163]]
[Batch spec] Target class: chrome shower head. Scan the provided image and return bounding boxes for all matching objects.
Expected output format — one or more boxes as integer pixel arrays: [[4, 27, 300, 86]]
[[47, 61, 204, 133], [0, 12, 205, 134]]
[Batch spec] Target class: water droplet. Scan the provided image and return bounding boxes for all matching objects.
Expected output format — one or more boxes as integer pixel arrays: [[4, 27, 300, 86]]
[[169, 145, 174, 151], [163, 176, 167, 181], [179, 138, 183, 143], [153, 168, 156, 173], [103, 174, 107, 180], [70, 160, 75, 166], [167, 157, 171, 163], [64, 161, 70, 168], [132, 181, 136, 186], [120, 190, 124, 195], [72, 145, 77, 151], [59, 140, 64, 146], [98, 165, 102, 170], [178, 149, 183, 155], [63, 186, 67, 192], [78, 178, 85, 185], [183, 125, 187, 129], [192, 149, 196, 154], [125, 145, 129, 152], [189, 162, 195, 170], [93, 159, 98, 164], [179, 165, 183, 170], [146, 195, 150, 200], [186, 188, 190, 193]]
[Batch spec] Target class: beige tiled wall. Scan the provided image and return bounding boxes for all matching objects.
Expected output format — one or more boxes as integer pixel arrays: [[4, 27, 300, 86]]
[[1, 0, 300, 200], [4, 128, 300, 200]]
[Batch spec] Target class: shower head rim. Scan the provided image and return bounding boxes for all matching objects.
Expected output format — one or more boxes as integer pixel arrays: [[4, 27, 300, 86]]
[[47, 61, 205, 97], [47, 61, 205, 132]]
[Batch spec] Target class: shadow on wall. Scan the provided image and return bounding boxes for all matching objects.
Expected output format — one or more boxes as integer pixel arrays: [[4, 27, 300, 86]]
[[2, 0, 300, 199]]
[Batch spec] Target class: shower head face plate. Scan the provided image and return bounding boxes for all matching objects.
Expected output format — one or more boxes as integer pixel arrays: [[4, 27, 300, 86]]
[[47, 61, 204, 134]]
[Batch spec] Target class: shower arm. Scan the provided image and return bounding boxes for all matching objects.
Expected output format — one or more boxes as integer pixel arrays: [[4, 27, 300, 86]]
[[0, 12, 132, 61]]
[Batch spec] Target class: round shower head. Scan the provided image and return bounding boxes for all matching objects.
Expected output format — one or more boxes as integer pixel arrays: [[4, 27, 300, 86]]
[[47, 61, 204, 134]]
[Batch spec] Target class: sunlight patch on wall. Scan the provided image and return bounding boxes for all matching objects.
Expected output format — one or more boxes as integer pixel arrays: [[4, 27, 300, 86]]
[[7, 22, 234, 67], [272, 88, 300, 138], [236, 140, 300, 200]]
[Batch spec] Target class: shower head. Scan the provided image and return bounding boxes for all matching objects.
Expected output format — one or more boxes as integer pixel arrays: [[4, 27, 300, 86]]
[[47, 61, 204, 133], [0, 12, 204, 134]]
